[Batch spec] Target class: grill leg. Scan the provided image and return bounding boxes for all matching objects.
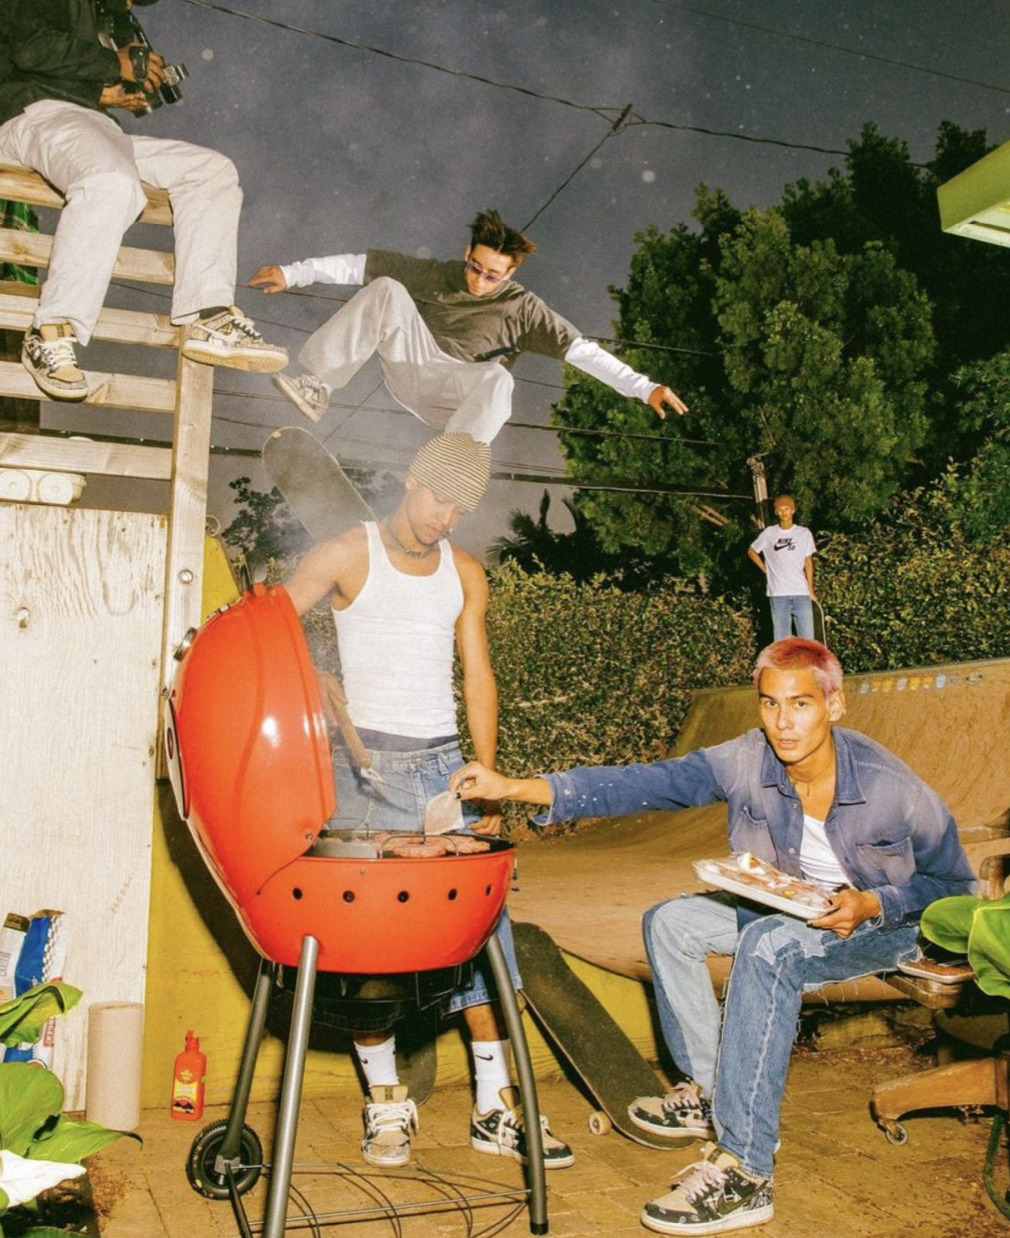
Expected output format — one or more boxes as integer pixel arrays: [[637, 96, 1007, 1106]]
[[219, 957, 275, 1161], [484, 930, 548, 1235], [262, 935, 320, 1238]]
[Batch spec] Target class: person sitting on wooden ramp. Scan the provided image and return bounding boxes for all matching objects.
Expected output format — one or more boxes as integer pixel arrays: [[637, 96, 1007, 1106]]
[[449, 637, 975, 1236]]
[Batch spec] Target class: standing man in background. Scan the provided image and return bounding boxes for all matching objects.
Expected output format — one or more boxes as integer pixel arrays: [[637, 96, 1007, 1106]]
[[748, 495, 817, 640]]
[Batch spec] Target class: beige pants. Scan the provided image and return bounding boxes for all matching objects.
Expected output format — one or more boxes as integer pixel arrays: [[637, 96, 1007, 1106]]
[[299, 276, 515, 444], [0, 100, 241, 343]]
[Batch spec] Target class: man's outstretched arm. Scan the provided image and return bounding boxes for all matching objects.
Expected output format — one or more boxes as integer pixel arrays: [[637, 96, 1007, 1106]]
[[563, 337, 688, 418], [249, 253, 367, 294]]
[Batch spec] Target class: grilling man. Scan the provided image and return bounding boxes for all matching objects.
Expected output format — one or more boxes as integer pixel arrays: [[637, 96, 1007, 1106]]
[[283, 431, 573, 1172]]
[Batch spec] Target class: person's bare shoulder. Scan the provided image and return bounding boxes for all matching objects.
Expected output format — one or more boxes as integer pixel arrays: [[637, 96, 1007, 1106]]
[[450, 543, 490, 605]]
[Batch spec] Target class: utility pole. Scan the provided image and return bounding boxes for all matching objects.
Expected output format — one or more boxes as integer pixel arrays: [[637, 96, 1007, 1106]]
[[747, 453, 770, 529]]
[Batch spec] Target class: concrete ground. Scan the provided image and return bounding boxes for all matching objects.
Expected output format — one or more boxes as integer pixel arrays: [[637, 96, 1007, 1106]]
[[90, 1037, 1009, 1238]]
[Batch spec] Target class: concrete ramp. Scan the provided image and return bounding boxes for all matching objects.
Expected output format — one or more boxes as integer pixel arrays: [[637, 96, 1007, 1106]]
[[509, 657, 1010, 988]]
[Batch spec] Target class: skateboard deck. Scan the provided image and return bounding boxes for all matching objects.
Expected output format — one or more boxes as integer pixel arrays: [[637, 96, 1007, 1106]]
[[262, 425, 374, 543], [812, 598, 829, 646], [512, 921, 672, 1148], [395, 1008, 438, 1106]]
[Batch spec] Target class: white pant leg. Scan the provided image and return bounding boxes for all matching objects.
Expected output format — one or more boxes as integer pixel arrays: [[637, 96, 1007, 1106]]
[[0, 101, 147, 344], [129, 134, 240, 323], [299, 277, 514, 443]]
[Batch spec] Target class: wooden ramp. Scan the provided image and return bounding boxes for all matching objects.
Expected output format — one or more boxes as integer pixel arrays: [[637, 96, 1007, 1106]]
[[509, 656, 1010, 995]]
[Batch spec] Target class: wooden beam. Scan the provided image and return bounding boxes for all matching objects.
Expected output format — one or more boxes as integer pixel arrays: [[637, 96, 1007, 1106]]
[[0, 283, 179, 349], [0, 160, 173, 226], [0, 360, 175, 413], [0, 227, 174, 285], [0, 431, 171, 480], [160, 353, 214, 687]]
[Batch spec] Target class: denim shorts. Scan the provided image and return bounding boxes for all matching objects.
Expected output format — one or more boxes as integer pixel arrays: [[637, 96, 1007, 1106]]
[[328, 738, 522, 1013]]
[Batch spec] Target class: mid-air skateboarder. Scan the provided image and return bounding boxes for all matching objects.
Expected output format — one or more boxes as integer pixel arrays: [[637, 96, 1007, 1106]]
[[250, 208, 688, 442]]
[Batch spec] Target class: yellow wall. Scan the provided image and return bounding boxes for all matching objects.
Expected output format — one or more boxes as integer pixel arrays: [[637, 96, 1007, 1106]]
[[141, 541, 661, 1109]]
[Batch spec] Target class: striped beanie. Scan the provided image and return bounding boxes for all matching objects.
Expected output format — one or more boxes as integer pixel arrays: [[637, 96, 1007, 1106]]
[[407, 432, 491, 512]]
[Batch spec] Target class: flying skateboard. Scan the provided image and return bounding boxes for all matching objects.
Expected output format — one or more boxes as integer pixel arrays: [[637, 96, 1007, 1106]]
[[512, 921, 674, 1148], [262, 425, 374, 543]]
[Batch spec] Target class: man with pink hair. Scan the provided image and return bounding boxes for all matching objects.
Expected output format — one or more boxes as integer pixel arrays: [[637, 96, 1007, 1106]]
[[449, 637, 975, 1235]]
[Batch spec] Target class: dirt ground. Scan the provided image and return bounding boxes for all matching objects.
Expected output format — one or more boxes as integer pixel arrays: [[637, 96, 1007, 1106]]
[[86, 1032, 1010, 1238]]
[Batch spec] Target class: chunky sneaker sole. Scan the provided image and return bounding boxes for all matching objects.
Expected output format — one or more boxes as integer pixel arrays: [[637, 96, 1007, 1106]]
[[360, 1084, 417, 1169], [641, 1144, 773, 1235], [21, 329, 88, 401], [640, 1198, 774, 1235], [181, 307, 288, 373], [629, 1089, 715, 1142], [470, 1089, 574, 1169], [272, 371, 328, 422]]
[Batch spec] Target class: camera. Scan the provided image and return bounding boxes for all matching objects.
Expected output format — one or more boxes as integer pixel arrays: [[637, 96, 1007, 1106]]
[[98, 0, 188, 112]]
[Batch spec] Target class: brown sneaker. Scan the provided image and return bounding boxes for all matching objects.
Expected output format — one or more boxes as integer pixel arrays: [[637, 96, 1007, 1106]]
[[181, 306, 287, 372], [361, 1084, 418, 1168], [22, 324, 88, 400]]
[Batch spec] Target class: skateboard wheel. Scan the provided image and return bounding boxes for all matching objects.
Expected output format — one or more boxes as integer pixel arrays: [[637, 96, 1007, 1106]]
[[881, 1120, 908, 1146], [588, 1110, 612, 1136]]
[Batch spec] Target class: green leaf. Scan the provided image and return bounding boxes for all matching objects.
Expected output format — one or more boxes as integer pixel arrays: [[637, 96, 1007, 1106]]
[[0, 985, 82, 1049], [30, 1116, 137, 1163], [0, 1066, 64, 1156]]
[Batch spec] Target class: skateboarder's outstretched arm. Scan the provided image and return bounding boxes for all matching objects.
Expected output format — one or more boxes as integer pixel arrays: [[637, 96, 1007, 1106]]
[[249, 254, 367, 293]]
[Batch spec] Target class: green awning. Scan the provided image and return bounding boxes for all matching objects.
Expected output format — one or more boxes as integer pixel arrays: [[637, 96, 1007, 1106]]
[[938, 137, 1010, 247]]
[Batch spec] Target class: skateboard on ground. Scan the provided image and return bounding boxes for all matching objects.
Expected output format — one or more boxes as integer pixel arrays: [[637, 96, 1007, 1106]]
[[262, 425, 374, 543], [396, 1008, 438, 1106], [512, 921, 673, 1148], [812, 598, 829, 646]]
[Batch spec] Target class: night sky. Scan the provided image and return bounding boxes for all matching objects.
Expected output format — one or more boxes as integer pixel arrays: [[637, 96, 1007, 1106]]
[[49, 0, 1010, 554]]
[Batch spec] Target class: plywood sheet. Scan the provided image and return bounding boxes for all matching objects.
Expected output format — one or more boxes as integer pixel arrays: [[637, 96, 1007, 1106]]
[[0, 505, 167, 1109], [509, 658, 1010, 982]]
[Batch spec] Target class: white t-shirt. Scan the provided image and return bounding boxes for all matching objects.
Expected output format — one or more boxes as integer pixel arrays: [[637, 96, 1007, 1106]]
[[750, 523, 816, 597], [800, 813, 849, 889]]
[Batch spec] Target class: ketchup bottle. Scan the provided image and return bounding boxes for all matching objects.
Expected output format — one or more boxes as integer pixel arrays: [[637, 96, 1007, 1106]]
[[171, 1031, 206, 1121]]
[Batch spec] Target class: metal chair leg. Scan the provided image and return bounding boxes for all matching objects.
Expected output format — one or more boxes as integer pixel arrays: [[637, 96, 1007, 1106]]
[[261, 935, 320, 1238], [484, 930, 548, 1235]]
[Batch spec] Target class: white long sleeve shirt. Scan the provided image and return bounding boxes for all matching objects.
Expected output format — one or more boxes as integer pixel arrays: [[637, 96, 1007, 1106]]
[[280, 252, 659, 403]]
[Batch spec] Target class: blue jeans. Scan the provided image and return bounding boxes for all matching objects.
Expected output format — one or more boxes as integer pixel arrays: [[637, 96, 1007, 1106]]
[[769, 594, 814, 640], [329, 738, 522, 1014], [643, 893, 919, 1177]]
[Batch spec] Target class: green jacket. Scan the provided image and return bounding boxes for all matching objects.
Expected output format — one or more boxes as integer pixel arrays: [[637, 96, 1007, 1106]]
[[1, 0, 121, 127]]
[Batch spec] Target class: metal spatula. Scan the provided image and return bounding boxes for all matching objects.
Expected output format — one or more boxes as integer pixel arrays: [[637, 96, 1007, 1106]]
[[424, 790, 464, 834]]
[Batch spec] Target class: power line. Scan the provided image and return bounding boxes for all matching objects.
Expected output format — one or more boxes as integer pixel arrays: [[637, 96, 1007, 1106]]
[[175, 0, 879, 163], [640, 0, 1010, 99], [209, 386, 717, 445], [179, 0, 623, 121]]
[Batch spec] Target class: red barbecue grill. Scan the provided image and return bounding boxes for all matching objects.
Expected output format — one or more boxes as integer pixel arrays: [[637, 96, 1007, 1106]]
[[163, 583, 548, 1236]]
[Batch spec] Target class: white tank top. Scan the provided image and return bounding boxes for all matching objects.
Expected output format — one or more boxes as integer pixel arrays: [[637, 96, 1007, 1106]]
[[332, 521, 464, 738]]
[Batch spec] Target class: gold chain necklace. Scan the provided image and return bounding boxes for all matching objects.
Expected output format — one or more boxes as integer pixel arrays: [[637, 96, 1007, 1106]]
[[383, 517, 436, 559]]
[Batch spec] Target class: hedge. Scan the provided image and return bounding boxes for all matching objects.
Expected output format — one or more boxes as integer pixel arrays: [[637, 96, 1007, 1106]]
[[818, 522, 1010, 672], [462, 564, 755, 805]]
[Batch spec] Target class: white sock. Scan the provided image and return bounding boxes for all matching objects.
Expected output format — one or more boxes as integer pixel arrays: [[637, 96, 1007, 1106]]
[[471, 1039, 512, 1113], [354, 1035, 399, 1090]]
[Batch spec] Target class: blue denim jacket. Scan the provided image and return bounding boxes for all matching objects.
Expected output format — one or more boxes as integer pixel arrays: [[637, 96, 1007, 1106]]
[[537, 727, 976, 926]]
